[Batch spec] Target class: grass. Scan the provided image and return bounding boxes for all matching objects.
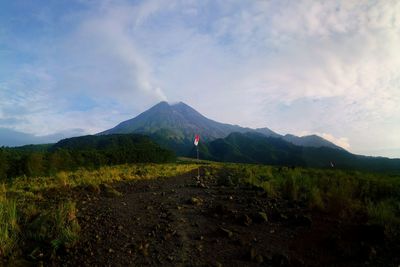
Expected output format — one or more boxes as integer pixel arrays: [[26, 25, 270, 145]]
[[0, 198, 18, 257], [212, 163, 400, 236], [0, 163, 199, 260], [1, 160, 399, 260]]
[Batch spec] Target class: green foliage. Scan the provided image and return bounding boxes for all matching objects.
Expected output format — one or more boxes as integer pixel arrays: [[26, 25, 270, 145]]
[[25, 201, 80, 252], [218, 163, 400, 234], [1, 134, 176, 179], [51, 201, 80, 250], [200, 132, 400, 173], [367, 199, 400, 235], [0, 186, 18, 257], [0, 162, 198, 260]]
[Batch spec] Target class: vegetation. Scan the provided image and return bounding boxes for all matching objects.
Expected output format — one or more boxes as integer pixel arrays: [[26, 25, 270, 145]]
[[0, 163, 198, 261], [210, 163, 400, 236], [1, 148, 399, 262], [0, 134, 176, 181], [197, 132, 400, 173]]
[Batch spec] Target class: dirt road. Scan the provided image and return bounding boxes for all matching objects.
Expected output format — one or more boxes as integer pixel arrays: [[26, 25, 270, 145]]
[[55, 168, 398, 267]]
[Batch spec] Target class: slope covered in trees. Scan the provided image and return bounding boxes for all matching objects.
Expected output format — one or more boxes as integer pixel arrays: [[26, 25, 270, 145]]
[[192, 132, 400, 173], [0, 134, 175, 180]]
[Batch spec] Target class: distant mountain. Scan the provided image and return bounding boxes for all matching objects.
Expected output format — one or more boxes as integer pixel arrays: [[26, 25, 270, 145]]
[[0, 128, 84, 147], [255, 127, 281, 138], [282, 134, 343, 150], [99, 101, 340, 155], [0, 128, 63, 147]]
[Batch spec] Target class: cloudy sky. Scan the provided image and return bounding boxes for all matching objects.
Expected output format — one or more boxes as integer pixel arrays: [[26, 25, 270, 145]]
[[1, 0, 400, 157]]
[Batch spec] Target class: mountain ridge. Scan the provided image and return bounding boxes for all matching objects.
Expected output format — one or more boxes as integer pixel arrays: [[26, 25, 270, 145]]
[[99, 101, 343, 152]]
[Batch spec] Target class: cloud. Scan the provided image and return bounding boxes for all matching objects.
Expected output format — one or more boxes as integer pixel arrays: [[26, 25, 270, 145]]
[[1, 0, 400, 157]]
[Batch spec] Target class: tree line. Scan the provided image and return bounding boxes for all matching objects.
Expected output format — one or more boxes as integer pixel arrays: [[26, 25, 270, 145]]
[[0, 134, 176, 181]]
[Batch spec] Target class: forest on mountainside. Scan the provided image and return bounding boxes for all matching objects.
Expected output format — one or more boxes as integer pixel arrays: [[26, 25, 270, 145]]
[[0, 134, 175, 181]]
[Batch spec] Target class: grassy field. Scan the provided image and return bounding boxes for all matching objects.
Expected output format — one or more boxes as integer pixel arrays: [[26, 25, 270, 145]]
[[0, 163, 198, 260], [209, 163, 400, 237], [1, 161, 400, 261]]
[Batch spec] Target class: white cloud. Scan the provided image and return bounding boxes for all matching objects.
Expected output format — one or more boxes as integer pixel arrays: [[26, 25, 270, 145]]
[[1, 0, 400, 157]]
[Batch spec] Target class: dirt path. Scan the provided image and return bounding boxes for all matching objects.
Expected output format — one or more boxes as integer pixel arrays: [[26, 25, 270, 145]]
[[54, 168, 399, 267]]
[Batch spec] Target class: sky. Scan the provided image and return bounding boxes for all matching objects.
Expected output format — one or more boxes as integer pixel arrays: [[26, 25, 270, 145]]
[[0, 0, 400, 158]]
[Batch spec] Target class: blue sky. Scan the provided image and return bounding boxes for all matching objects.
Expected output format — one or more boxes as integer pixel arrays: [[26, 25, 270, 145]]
[[1, 0, 400, 158]]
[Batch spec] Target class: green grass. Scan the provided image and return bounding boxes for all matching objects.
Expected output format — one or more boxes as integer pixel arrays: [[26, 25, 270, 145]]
[[0, 163, 199, 260], [213, 163, 400, 235], [0, 184, 18, 257], [2, 161, 400, 261]]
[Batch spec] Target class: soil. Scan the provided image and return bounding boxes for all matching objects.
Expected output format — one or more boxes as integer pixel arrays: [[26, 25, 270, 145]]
[[27, 168, 400, 266]]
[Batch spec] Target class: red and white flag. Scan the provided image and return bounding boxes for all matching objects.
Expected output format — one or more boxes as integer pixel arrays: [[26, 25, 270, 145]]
[[194, 135, 200, 146]]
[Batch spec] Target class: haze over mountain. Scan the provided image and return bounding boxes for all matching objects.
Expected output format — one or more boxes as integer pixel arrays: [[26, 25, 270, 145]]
[[0, 128, 84, 147], [99, 101, 345, 154]]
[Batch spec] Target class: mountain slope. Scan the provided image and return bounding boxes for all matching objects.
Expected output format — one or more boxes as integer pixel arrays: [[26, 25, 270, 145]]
[[99, 101, 254, 140], [198, 132, 400, 172], [99, 101, 341, 155], [282, 134, 344, 150]]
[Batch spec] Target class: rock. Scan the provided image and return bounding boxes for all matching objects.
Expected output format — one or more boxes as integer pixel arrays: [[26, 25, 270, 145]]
[[189, 197, 203, 205], [100, 184, 122, 197], [256, 254, 264, 264], [219, 226, 233, 238], [138, 242, 149, 257], [252, 212, 268, 223], [85, 184, 100, 194], [238, 214, 253, 226]]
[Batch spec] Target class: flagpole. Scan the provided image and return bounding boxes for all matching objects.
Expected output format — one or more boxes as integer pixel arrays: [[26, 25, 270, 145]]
[[197, 145, 200, 178], [194, 135, 200, 179]]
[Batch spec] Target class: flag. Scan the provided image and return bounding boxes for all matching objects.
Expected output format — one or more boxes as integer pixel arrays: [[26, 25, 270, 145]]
[[194, 135, 200, 146]]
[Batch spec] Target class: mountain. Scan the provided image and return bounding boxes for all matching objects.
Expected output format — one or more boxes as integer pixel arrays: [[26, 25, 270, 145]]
[[99, 101, 339, 155], [255, 127, 282, 138], [200, 132, 304, 165], [100, 101, 254, 139], [0, 127, 84, 147], [197, 132, 400, 172], [282, 134, 343, 150], [99, 101, 263, 155]]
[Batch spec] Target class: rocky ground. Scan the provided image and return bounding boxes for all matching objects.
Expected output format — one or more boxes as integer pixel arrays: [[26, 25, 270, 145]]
[[44, 168, 399, 266]]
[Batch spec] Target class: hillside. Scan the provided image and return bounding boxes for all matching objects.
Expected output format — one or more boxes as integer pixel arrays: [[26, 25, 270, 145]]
[[0, 134, 175, 180], [196, 132, 400, 173], [99, 102, 342, 155], [99, 101, 254, 140]]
